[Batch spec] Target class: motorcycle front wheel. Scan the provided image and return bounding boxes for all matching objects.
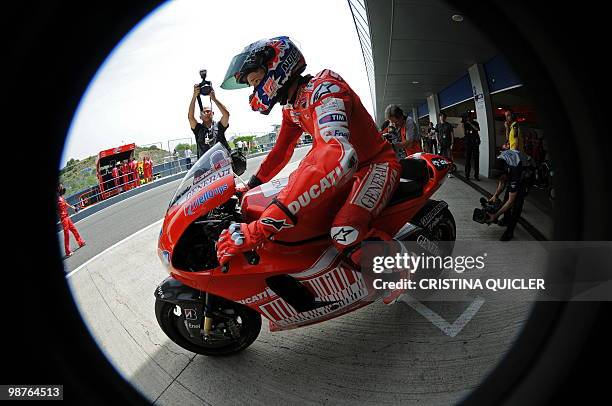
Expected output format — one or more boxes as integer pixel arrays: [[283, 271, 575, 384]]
[[155, 298, 261, 356]]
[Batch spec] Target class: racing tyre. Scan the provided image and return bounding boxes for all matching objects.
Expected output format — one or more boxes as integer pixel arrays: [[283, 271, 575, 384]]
[[155, 298, 261, 356], [405, 208, 456, 300]]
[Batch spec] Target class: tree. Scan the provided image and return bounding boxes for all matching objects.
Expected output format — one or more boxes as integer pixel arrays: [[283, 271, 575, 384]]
[[232, 135, 255, 143], [174, 143, 193, 154], [66, 158, 79, 168]]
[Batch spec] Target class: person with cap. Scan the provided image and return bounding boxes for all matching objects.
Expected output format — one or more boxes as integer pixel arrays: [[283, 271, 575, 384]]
[[486, 149, 536, 241]]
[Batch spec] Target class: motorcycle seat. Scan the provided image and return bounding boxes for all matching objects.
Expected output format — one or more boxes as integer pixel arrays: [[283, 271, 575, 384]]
[[388, 179, 423, 206], [388, 158, 429, 206], [399, 157, 429, 184]]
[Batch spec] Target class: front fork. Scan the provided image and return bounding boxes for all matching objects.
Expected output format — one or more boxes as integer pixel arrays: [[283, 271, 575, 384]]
[[203, 292, 213, 335]]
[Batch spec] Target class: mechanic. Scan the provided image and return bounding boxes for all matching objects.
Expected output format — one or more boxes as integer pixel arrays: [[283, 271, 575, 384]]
[[216, 36, 400, 267], [129, 157, 139, 188], [111, 162, 120, 192], [188, 85, 231, 158], [121, 159, 130, 192], [57, 183, 86, 257], [486, 149, 535, 241]]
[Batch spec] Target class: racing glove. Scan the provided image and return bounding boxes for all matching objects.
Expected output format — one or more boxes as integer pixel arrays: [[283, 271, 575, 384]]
[[216, 201, 295, 266], [216, 222, 267, 266], [235, 174, 263, 195]]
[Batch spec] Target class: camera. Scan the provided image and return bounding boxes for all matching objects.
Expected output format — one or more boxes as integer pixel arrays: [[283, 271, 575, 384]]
[[473, 197, 502, 224], [199, 69, 213, 96], [230, 149, 246, 176], [383, 124, 398, 142]]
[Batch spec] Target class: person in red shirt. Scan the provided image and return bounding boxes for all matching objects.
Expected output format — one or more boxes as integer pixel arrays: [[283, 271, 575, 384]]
[[217, 36, 400, 267], [111, 162, 120, 193], [129, 157, 139, 188], [58, 184, 85, 257], [121, 160, 130, 191]]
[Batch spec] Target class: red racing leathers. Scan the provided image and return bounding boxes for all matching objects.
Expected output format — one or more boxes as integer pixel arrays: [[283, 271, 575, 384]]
[[218, 70, 400, 264]]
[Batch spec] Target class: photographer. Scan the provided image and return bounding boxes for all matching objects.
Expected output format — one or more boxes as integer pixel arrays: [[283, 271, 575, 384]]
[[486, 149, 535, 241], [188, 84, 231, 158], [381, 120, 407, 160], [462, 111, 481, 181], [383, 104, 421, 159]]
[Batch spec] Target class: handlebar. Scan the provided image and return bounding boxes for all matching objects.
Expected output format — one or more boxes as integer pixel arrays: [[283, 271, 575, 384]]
[[221, 250, 260, 273]]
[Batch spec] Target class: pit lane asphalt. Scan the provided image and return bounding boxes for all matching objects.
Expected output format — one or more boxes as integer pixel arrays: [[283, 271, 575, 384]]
[[64, 149, 540, 405], [60, 147, 311, 274]]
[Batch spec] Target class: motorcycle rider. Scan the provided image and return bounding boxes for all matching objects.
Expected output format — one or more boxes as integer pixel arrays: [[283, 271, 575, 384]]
[[216, 36, 400, 267]]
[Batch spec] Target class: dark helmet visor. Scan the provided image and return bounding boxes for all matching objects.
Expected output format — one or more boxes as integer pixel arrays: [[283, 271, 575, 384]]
[[220, 51, 251, 90]]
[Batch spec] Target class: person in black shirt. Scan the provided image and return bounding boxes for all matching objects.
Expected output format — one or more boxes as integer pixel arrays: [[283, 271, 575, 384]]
[[435, 112, 455, 177], [462, 111, 481, 181], [486, 149, 535, 241], [188, 84, 231, 158]]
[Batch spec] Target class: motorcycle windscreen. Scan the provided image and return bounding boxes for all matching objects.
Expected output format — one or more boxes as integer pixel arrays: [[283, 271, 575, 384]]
[[169, 143, 233, 208]]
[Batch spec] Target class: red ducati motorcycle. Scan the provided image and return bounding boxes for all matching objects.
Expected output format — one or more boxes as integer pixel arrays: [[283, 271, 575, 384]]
[[155, 143, 455, 355]]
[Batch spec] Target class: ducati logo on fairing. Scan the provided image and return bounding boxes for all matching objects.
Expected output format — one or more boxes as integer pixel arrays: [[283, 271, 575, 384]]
[[261, 217, 294, 231]]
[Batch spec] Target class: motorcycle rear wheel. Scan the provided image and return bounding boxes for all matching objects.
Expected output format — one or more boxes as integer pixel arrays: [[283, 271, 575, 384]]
[[404, 208, 456, 299], [155, 298, 261, 356]]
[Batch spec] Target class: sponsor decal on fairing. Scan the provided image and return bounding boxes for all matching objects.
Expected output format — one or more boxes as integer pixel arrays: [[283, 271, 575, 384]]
[[258, 264, 368, 327], [237, 288, 276, 305], [184, 308, 197, 320], [431, 157, 448, 170], [420, 201, 448, 227], [183, 184, 229, 217]]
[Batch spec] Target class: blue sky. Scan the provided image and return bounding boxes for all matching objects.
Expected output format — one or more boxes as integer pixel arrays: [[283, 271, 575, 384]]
[[61, 0, 373, 167]]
